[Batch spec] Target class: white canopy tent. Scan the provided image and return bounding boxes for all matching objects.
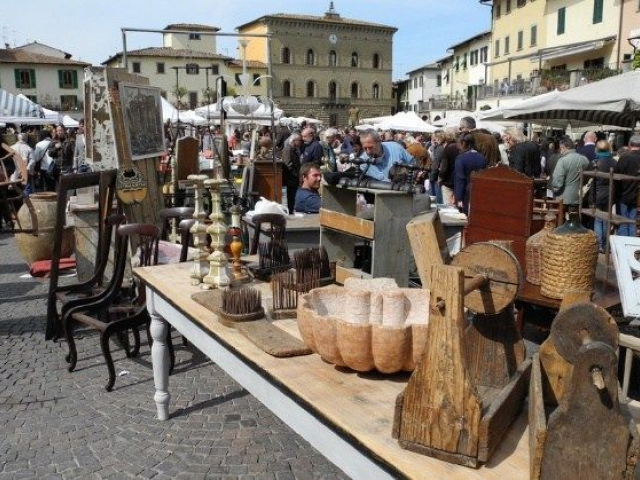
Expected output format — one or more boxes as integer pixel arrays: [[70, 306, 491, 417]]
[[278, 116, 322, 127], [0, 93, 64, 125], [480, 71, 640, 128], [375, 111, 438, 133], [195, 100, 283, 126], [0, 88, 41, 118], [162, 97, 207, 125], [360, 114, 394, 125], [430, 116, 510, 134], [62, 115, 79, 128]]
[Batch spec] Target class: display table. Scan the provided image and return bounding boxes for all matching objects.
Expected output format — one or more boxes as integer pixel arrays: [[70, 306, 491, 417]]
[[137, 262, 545, 479]]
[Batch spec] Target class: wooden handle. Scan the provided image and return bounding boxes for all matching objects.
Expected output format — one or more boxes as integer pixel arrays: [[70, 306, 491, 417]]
[[436, 274, 488, 309]]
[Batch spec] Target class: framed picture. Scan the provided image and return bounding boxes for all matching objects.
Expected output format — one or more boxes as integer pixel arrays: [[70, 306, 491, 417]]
[[118, 83, 165, 160]]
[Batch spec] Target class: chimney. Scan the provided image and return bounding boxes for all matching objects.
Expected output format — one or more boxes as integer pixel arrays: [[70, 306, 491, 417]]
[[4, 43, 9, 49]]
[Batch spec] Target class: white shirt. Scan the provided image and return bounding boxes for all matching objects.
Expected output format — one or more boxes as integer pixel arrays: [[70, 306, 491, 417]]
[[31, 139, 52, 173]]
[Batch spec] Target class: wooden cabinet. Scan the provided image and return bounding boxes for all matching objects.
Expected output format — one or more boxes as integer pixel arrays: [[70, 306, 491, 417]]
[[253, 160, 283, 203], [319, 185, 414, 287], [465, 166, 535, 269]]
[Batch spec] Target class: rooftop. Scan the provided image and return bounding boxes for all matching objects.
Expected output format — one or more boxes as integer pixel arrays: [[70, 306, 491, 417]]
[[406, 62, 440, 75], [237, 12, 397, 32], [447, 30, 491, 52], [163, 23, 220, 32], [0, 49, 89, 66], [102, 47, 232, 65]]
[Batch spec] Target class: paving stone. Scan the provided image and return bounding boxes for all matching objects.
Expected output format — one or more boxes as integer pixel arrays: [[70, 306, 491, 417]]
[[0, 233, 348, 480]]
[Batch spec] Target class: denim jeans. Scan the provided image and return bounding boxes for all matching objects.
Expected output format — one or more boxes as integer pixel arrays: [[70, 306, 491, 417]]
[[617, 202, 638, 237], [594, 218, 608, 251]]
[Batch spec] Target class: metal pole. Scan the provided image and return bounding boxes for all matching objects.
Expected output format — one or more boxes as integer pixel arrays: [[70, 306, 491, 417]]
[[121, 29, 128, 69]]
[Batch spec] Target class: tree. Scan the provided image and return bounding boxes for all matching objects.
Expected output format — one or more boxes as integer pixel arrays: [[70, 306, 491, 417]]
[[171, 86, 188, 108]]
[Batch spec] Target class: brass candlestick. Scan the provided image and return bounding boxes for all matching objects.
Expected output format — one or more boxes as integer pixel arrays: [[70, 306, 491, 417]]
[[203, 178, 231, 289], [187, 174, 210, 286], [229, 204, 249, 283]]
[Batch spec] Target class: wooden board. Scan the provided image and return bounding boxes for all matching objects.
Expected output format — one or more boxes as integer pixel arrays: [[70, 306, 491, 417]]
[[529, 354, 547, 480], [335, 264, 372, 284], [406, 211, 450, 290], [319, 208, 375, 240], [134, 262, 535, 479]]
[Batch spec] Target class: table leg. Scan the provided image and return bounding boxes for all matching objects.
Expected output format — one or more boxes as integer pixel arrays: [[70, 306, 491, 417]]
[[148, 290, 171, 420]]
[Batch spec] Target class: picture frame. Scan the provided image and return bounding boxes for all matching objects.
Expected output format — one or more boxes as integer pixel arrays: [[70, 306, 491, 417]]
[[118, 83, 165, 160]]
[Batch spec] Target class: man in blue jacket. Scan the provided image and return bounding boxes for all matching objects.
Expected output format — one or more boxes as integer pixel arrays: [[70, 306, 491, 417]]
[[359, 130, 414, 181], [295, 163, 322, 213]]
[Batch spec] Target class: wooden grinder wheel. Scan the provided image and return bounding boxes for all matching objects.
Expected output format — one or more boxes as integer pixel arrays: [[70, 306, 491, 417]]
[[549, 303, 618, 389], [448, 242, 521, 315]]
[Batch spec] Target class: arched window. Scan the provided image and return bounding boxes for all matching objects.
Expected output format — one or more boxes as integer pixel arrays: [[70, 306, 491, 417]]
[[283, 80, 291, 97], [306, 49, 315, 66], [329, 50, 337, 67], [306, 81, 315, 97], [350, 82, 359, 99], [373, 53, 381, 69], [351, 52, 359, 67], [372, 83, 380, 99], [282, 47, 291, 64], [328, 81, 337, 100]]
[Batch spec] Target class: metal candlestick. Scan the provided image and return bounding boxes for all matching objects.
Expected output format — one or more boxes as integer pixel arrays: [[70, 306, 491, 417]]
[[229, 204, 249, 283], [187, 174, 210, 286], [203, 178, 231, 289]]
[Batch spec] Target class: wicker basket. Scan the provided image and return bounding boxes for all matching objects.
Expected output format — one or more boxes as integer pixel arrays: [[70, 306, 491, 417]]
[[540, 213, 598, 299], [525, 213, 556, 285]]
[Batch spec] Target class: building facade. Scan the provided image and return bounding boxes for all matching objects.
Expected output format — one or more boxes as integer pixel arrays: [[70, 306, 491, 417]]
[[405, 63, 440, 113], [236, 4, 397, 126], [0, 48, 89, 115], [102, 24, 268, 110]]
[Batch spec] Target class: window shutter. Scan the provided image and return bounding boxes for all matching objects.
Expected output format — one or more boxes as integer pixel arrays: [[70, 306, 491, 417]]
[[30, 70, 36, 88], [14, 69, 20, 87], [58, 70, 63, 88], [593, 0, 603, 23], [72, 71, 78, 88]]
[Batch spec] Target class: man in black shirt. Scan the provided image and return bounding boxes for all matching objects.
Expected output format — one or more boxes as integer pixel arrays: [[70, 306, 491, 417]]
[[615, 134, 640, 237]]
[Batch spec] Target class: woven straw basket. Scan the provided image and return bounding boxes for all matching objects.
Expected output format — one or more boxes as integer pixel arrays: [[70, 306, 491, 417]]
[[526, 213, 556, 285], [540, 218, 598, 299]]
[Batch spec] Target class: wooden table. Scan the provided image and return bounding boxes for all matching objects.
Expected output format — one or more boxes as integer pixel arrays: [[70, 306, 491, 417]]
[[136, 262, 533, 479]]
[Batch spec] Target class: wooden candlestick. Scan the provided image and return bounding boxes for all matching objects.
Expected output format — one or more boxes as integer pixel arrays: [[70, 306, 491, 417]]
[[203, 178, 231, 289], [187, 174, 210, 286], [229, 204, 249, 283]]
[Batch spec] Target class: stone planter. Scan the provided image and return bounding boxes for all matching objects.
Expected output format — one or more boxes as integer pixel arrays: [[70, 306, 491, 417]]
[[14, 193, 74, 265]]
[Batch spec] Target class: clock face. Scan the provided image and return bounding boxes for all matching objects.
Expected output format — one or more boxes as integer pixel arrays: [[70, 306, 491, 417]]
[[328, 34, 338, 45]]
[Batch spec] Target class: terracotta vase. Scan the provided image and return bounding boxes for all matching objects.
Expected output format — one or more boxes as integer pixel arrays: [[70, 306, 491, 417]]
[[14, 193, 75, 265]]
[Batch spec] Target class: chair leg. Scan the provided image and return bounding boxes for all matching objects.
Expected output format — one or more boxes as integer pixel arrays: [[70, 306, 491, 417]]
[[131, 327, 141, 357], [101, 328, 117, 392], [117, 330, 133, 357], [64, 317, 78, 372]]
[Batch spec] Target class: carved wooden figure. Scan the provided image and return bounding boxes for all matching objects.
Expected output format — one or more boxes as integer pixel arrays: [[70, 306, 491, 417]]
[[393, 242, 531, 467]]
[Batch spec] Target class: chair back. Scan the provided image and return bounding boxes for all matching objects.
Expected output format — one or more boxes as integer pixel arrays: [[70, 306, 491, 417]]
[[159, 207, 195, 240], [249, 213, 287, 255]]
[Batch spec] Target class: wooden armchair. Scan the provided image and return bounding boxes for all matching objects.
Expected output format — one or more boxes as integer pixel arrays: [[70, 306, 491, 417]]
[[63, 223, 161, 391]]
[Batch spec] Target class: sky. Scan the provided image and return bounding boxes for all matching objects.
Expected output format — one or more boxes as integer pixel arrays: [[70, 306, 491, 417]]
[[1, 1, 491, 80]]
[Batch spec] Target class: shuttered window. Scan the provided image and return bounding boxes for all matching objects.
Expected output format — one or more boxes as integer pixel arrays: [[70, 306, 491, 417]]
[[58, 70, 78, 89], [14, 69, 36, 88], [557, 7, 566, 35], [593, 0, 603, 23]]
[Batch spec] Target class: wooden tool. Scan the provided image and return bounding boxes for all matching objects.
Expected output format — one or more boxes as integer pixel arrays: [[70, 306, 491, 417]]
[[529, 302, 638, 480], [218, 287, 265, 327], [393, 242, 530, 467], [270, 270, 299, 319], [110, 87, 148, 204]]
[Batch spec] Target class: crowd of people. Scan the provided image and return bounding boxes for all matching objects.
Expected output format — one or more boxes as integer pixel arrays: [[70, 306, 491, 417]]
[[3, 113, 639, 253]]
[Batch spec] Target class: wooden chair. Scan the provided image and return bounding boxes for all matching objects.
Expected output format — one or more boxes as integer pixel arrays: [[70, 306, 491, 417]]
[[46, 170, 118, 340], [159, 206, 194, 243], [63, 223, 161, 391], [247, 213, 287, 255], [620, 333, 640, 401]]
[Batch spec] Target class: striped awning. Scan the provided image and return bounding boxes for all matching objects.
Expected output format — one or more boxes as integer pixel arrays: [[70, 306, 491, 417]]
[[0, 88, 41, 117], [480, 70, 640, 128]]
